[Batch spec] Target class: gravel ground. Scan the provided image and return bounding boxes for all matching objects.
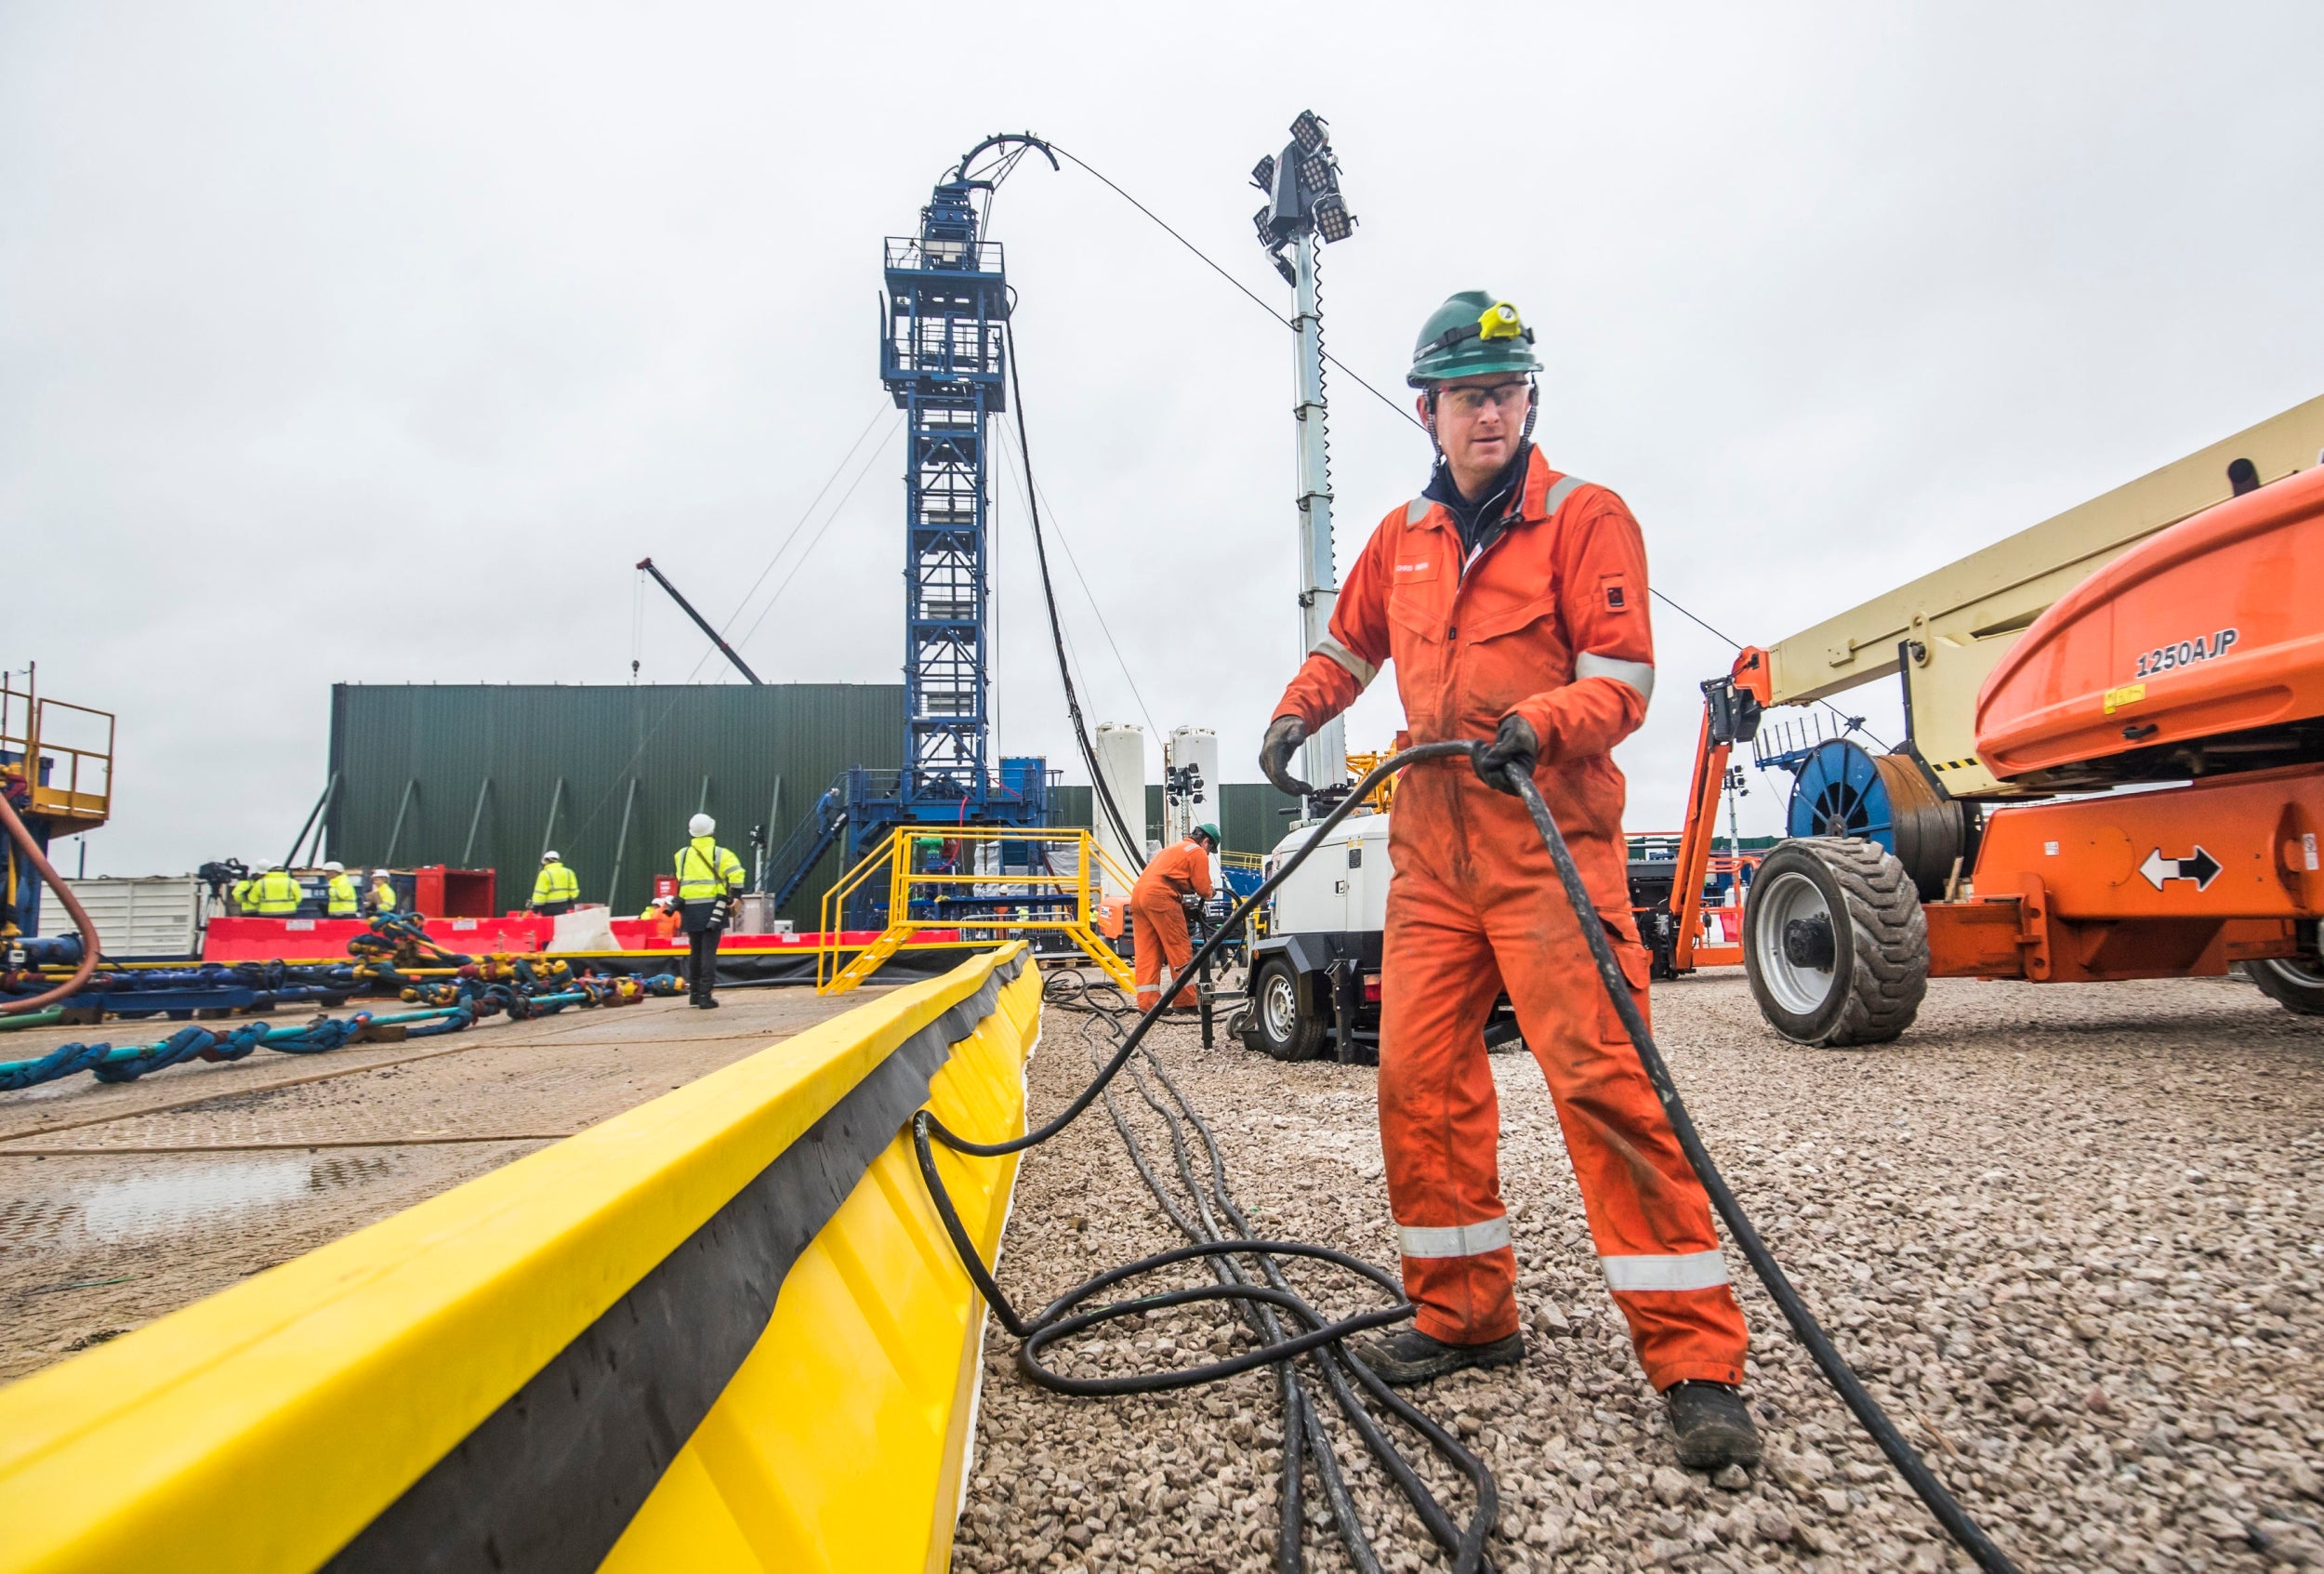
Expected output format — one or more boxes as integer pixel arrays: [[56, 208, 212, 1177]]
[[0, 983, 888, 1381], [954, 970, 2324, 1574]]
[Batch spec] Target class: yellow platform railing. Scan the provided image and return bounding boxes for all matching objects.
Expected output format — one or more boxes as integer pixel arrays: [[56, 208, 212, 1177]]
[[0, 671, 112, 831], [0, 945, 1042, 1574], [819, 826, 1136, 995]]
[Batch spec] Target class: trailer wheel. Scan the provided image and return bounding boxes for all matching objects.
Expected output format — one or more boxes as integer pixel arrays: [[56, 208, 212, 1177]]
[[1249, 957, 1327, 1061], [2249, 942, 2324, 1015], [1743, 837, 1928, 1046]]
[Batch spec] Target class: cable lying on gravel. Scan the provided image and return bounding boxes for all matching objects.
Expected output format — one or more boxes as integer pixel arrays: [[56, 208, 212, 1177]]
[[1050, 968, 1498, 1572], [916, 743, 2027, 1574]]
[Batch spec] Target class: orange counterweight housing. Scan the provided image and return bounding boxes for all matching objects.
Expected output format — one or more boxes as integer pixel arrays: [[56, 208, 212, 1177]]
[[1974, 463, 2324, 790]]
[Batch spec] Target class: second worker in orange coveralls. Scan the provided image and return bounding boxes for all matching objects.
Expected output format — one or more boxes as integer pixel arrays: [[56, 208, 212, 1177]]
[[1130, 822, 1220, 1011], [1259, 292, 1759, 1471]]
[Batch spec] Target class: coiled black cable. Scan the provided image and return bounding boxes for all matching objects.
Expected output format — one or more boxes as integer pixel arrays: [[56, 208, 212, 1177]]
[[914, 740, 2022, 1574]]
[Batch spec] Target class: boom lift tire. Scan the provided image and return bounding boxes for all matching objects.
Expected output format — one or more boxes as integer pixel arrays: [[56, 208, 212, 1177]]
[[2248, 933, 2324, 1015], [1743, 837, 1928, 1046], [1249, 955, 1327, 1061]]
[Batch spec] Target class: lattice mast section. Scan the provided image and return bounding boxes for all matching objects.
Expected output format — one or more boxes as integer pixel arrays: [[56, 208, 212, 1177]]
[[881, 178, 1008, 814]]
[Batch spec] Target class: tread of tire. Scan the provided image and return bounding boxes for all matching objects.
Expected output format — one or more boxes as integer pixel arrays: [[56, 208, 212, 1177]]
[[1794, 836, 1928, 1046], [2248, 957, 2324, 1016]]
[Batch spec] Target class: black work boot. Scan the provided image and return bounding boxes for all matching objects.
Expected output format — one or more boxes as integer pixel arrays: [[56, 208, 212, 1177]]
[[1665, 1381, 1763, 1471], [1351, 1329, 1524, 1386]]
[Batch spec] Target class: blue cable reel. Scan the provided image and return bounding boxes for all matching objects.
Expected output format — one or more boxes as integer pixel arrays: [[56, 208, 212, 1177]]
[[1778, 738, 1973, 899]]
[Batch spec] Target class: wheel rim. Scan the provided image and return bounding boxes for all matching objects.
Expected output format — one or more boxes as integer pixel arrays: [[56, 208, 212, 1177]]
[[1261, 970, 1299, 1040], [1755, 868, 1840, 1017], [2263, 956, 2324, 987]]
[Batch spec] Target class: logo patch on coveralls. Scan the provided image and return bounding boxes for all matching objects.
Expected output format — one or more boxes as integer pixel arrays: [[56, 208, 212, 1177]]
[[1395, 557, 1440, 583], [1601, 572, 1630, 612]]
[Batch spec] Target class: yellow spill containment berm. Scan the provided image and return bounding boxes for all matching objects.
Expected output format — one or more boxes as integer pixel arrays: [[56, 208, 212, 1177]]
[[0, 943, 1041, 1574]]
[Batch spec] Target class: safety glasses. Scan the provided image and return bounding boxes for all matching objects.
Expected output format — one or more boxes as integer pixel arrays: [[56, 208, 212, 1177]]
[[1437, 380, 1531, 417]]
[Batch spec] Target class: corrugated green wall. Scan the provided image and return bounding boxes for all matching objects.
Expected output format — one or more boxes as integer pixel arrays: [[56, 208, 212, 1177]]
[[325, 684, 905, 926], [1048, 782, 1304, 857]]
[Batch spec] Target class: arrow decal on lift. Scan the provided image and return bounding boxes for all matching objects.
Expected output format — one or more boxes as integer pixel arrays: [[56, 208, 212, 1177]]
[[2139, 845, 2222, 892]]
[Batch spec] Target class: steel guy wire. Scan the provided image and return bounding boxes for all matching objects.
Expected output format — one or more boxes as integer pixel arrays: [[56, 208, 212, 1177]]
[[681, 398, 893, 683]]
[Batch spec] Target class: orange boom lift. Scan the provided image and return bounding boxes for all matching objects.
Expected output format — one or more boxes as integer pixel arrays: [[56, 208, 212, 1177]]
[[1660, 396, 2324, 1041]]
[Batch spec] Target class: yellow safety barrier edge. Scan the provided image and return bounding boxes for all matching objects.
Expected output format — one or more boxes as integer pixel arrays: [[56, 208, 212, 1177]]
[[0, 942, 1041, 1574]]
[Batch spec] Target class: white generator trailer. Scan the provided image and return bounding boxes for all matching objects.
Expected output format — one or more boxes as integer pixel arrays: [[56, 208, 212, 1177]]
[[1238, 808, 1525, 1063]]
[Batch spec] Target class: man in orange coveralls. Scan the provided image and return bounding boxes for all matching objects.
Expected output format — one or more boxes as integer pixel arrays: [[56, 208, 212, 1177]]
[[1259, 292, 1757, 1470], [1129, 822, 1220, 1011]]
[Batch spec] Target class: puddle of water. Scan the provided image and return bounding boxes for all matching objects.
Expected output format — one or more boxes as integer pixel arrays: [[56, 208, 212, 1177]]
[[79, 1160, 314, 1244]]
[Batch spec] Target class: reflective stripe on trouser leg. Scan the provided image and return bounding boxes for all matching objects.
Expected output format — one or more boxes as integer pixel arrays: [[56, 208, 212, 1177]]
[[1400, 1215, 1513, 1259], [1378, 860, 1523, 1345], [1601, 1250, 1729, 1292]]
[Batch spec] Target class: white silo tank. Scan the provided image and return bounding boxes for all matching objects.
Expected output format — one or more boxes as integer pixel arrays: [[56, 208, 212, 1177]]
[[1092, 723, 1145, 894]]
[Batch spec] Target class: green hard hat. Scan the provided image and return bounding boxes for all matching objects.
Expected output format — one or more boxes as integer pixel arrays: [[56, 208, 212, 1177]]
[[1407, 290, 1541, 387], [1195, 823, 1222, 846]]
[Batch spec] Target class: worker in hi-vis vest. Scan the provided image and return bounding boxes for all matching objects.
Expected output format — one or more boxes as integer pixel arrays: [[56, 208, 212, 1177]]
[[250, 863, 305, 917], [673, 814, 746, 1009], [323, 861, 360, 918], [1261, 291, 1754, 1473], [368, 871, 399, 915], [531, 851, 581, 916]]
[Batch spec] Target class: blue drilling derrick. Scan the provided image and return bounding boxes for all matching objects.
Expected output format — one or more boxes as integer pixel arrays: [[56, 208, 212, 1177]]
[[761, 136, 1059, 923]]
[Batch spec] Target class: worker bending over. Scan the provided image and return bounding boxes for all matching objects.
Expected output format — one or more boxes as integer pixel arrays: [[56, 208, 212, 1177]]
[[1259, 293, 1757, 1470], [673, 813, 745, 1009], [531, 851, 581, 916], [1130, 822, 1219, 1011], [367, 870, 398, 915], [323, 861, 360, 918], [249, 862, 305, 917]]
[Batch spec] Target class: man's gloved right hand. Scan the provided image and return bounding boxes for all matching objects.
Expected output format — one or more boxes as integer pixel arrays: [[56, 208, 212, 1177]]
[[1259, 714, 1313, 798]]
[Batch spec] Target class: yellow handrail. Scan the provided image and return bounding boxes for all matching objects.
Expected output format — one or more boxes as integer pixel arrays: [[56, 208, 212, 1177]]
[[817, 827, 1137, 994]]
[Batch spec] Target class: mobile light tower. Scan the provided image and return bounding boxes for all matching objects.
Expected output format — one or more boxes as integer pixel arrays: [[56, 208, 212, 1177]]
[[1251, 111, 1359, 793]]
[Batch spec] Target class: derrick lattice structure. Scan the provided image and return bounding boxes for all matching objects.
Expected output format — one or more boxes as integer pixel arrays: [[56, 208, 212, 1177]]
[[882, 172, 1009, 816]]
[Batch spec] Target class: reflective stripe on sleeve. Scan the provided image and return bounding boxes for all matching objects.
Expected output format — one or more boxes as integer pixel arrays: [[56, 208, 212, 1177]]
[[1312, 635, 1380, 689], [1574, 651, 1656, 703], [1600, 1250, 1729, 1292], [1542, 474, 1590, 515], [1398, 1215, 1513, 1259]]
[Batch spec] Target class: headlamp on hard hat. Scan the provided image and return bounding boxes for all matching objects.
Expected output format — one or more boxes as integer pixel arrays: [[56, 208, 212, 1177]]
[[1422, 301, 1532, 357]]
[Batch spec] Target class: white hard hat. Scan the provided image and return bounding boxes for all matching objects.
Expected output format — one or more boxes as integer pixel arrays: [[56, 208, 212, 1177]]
[[324, 860, 344, 873], [689, 813, 715, 838], [543, 850, 561, 863], [374, 869, 392, 880]]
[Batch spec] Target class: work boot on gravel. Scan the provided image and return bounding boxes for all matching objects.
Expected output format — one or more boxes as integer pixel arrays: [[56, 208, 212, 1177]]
[[1351, 1329, 1523, 1386], [1665, 1381, 1763, 1471]]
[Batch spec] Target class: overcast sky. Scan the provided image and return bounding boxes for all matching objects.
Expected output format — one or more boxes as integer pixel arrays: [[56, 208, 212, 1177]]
[[7, 3, 2320, 876]]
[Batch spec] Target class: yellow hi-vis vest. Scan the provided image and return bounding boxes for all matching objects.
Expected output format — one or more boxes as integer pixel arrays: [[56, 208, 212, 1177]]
[[532, 863, 581, 906], [252, 869, 304, 916], [674, 838, 745, 902], [325, 873, 360, 917], [370, 879, 397, 912]]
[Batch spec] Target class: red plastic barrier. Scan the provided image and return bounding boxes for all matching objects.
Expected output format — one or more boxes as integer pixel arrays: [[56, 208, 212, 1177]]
[[200, 917, 969, 963], [201, 916, 552, 964], [603, 922, 968, 953]]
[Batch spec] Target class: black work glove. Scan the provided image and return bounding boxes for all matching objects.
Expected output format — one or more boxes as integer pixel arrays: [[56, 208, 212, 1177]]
[[1473, 713, 1538, 794], [1259, 714, 1313, 798]]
